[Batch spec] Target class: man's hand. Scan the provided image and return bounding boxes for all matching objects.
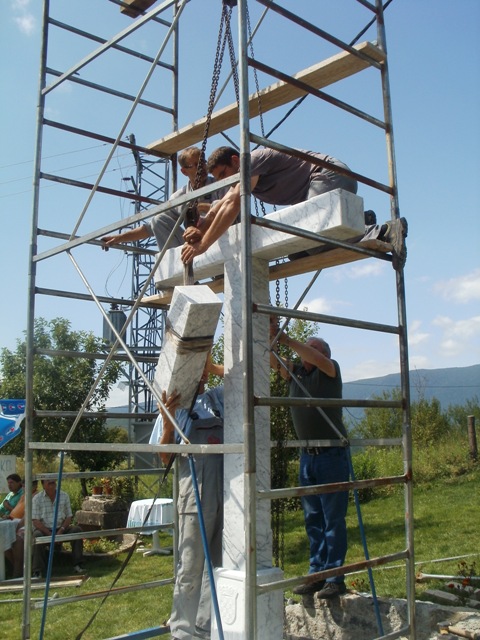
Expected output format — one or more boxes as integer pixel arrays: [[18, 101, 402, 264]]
[[160, 389, 181, 421], [181, 239, 206, 264], [100, 235, 120, 251], [183, 226, 203, 244]]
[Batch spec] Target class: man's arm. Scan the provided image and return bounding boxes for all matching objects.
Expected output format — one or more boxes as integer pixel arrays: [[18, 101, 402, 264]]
[[101, 225, 150, 250], [158, 390, 181, 466], [32, 519, 51, 535], [181, 175, 259, 263]]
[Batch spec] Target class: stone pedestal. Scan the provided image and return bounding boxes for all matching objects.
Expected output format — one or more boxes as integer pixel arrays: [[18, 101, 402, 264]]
[[75, 496, 128, 533], [153, 285, 222, 409]]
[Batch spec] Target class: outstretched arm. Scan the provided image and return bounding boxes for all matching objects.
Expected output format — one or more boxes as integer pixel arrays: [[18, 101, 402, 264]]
[[101, 225, 150, 250]]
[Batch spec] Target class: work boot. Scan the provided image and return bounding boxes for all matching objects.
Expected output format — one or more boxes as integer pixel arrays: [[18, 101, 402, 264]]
[[292, 578, 325, 595], [384, 217, 408, 271], [316, 581, 347, 599]]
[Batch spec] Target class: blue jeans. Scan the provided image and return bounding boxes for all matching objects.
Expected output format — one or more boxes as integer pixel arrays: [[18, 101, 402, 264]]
[[299, 447, 349, 583]]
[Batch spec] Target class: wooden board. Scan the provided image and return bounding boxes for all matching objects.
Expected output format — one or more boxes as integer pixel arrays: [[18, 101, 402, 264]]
[[147, 41, 385, 155], [139, 240, 391, 307], [119, 0, 157, 18]]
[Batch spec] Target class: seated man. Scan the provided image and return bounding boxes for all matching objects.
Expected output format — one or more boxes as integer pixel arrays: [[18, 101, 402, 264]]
[[32, 479, 84, 578], [181, 146, 407, 270], [0, 473, 24, 518]]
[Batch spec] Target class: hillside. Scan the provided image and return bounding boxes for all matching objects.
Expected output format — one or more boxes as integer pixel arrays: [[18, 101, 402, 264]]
[[343, 363, 480, 409]]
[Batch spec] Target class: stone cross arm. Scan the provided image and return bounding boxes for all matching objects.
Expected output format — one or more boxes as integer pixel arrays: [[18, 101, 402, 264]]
[[153, 189, 365, 290]]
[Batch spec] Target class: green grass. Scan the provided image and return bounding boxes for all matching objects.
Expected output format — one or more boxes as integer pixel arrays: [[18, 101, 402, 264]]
[[2, 447, 478, 639]]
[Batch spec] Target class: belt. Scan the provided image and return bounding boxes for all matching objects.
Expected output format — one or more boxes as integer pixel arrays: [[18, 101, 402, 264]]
[[303, 447, 327, 455]]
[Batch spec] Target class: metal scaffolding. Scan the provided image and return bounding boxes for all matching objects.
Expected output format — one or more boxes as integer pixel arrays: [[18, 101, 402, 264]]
[[22, 1, 414, 639]]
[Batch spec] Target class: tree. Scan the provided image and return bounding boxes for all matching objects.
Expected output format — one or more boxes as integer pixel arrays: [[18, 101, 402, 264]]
[[446, 395, 480, 434], [354, 388, 404, 440], [0, 317, 126, 492]]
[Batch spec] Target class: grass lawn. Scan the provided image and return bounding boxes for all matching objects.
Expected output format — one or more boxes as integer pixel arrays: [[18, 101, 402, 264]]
[[0, 466, 478, 639]]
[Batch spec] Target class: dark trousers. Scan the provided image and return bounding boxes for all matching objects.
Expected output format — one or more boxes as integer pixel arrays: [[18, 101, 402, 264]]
[[32, 526, 83, 572]]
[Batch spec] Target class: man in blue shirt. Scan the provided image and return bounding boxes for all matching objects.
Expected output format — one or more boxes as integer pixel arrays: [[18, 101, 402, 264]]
[[150, 356, 224, 640]]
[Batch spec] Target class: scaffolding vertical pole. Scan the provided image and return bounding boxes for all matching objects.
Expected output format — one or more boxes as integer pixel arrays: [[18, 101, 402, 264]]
[[376, 2, 416, 637], [237, 1, 257, 638], [22, 1, 50, 637]]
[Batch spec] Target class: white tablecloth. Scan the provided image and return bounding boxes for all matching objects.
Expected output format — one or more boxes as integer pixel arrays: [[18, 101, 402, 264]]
[[127, 498, 173, 530], [0, 519, 17, 581]]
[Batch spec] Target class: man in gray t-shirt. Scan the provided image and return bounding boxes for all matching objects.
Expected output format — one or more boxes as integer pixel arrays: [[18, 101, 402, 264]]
[[181, 145, 408, 271]]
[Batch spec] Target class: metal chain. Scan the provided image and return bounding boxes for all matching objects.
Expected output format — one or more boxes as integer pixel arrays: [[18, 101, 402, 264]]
[[186, 4, 230, 228]]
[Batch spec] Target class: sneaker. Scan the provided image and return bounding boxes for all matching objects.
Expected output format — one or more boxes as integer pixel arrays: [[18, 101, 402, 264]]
[[292, 578, 325, 595], [73, 564, 85, 574], [384, 217, 408, 271], [317, 581, 347, 599], [32, 570, 42, 579]]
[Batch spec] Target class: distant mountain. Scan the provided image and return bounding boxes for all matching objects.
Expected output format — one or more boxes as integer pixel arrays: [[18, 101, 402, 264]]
[[344, 364, 480, 411]]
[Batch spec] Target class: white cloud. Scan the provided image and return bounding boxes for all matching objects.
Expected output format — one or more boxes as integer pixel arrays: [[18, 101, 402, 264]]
[[432, 315, 480, 357], [408, 319, 429, 347], [345, 261, 385, 279], [434, 269, 480, 304], [11, 0, 36, 36], [301, 296, 332, 315]]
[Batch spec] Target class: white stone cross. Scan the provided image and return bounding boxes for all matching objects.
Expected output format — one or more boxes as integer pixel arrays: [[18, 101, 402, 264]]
[[153, 189, 364, 639]]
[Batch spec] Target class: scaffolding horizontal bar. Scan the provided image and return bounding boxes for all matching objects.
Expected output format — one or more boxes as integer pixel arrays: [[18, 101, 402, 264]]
[[257, 549, 409, 595], [35, 348, 157, 364], [35, 286, 147, 306], [29, 441, 244, 454], [37, 228, 157, 256], [39, 172, 162, 205], [48, 17, 174, 71], [255, 396, 402, 409], [35, 523, 171, 545], [257, 474, 406, 501], [34, 580, 173, 610], [43, 119, 168, 159], [256, 303, 401, 334], [46, 67, 174, 115]]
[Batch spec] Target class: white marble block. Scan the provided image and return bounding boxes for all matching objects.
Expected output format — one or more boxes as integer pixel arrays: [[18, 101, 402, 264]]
[[153, 188, 364, 288], [153, 285, 222, 409], [211, 568, 284, 640]]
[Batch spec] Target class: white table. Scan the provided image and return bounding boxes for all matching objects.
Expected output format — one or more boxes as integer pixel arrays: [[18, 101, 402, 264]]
[[127, 498, 173, 556], [0, 519, 17, 581]]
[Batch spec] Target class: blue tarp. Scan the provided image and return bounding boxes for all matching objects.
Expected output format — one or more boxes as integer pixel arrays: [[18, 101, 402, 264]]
[[0, 399, 25, 449]]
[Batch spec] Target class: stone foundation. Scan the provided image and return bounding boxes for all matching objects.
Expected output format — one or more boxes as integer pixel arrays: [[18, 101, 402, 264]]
[[284, 593, 480, 640], [76, 496, 128, 533]]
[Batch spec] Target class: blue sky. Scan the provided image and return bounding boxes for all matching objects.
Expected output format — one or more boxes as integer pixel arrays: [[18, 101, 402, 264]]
[[1, 0, 479, 405]]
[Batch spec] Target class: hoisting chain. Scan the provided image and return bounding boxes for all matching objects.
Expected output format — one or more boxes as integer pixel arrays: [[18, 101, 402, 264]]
[[185, 2, 232, 229]]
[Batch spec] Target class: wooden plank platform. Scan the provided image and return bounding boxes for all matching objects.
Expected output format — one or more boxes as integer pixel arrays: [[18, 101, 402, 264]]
[[147, 41, 386, 156], [119, 0, 157, 18], [138, 239, 391, 308]]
